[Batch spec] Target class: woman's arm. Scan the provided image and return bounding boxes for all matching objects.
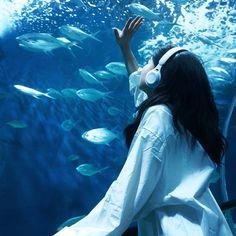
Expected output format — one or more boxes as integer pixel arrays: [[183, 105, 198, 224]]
[[113, 16, 143, 75]]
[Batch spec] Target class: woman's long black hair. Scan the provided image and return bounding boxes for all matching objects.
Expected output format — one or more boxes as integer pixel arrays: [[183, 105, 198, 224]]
[[124, 45, 227, 165]]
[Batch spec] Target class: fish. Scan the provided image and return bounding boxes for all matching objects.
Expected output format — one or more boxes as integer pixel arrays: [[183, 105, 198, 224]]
[[16, 33, 73, 55], [61, 119, 79, 131], [201, 31, 220, 41], [94, 70, 116, 80], [209, 76, 227, 84], [210, 67, 231, 78], [78, 69, 106, 88], [56, 37, 82, 48], [56, 37, 82, 56], [57, 215, 86, 231], [76, 88, 111, 102], [195, 34, 222, 48], [81, 128, 118, 145], [14, 85, 55, 99], [219, 57, 236, 64], [59, 25, 102, 43], [67, 154, 80, 161], [6, 120, 27, 128], [107, 106, 122, 116], [61, 88, 78, 98], [46, 88, 62, 99], [227, 48, 236, 54], [76, 163, 109, 176], [208, 73, 233, 87], [155, 20, 182, 33], [127, 3, 161, 21], [105, 62, 127, 76]]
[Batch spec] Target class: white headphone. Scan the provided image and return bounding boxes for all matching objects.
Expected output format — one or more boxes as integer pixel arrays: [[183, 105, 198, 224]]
[[145, 47, 187, 88]]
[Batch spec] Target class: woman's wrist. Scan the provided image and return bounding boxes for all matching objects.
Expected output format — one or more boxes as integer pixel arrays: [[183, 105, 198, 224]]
[[119, 43, 131, 52]]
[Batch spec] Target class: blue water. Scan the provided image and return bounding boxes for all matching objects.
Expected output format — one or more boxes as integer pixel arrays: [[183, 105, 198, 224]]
[[0, 0, 235, 235]]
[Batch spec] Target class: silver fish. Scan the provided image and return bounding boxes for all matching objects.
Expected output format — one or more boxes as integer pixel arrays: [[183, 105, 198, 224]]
[[67, 154, 80, 161], [219, 57, 236, 64], [59, 25, 102, 43], [210, 67, 231, 78], [94, 70, 116, 80], [105, 62, 127, 76], [14, 85, 54, 99], [78, 69, 106, 88], [127, 3, 161, 21], [16, 33, 72, 55], [6, 120, 27, 129], [61, 88, 78, 98], [47, 88, 62, 99], [76, 163, 109, 176], [155, 20, 182, 33], [227, 48, 236, 54], [56, 37, 82, 56], [201, 32, 220, 41], [81, 128, 118, 145], [61, 119, 79, 131], [76, 88, 111, 102], [107, 106, 122, 116], [195, 34, 222, 48]]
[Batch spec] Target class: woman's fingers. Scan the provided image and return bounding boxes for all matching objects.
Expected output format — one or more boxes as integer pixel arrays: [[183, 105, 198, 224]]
[[113, 27, 120, 39], [123, 17, 132, 32], [129, 16, 143, 31], [133, 17, 144, 32], [113, 16, 143, 43]]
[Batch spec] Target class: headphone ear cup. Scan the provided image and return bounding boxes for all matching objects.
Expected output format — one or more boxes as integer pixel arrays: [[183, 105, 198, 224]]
[[145, 70, 161, 88]]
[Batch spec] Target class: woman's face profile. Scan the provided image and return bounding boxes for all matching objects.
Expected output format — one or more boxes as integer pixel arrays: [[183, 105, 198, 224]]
[[139, 57, 155, 95]]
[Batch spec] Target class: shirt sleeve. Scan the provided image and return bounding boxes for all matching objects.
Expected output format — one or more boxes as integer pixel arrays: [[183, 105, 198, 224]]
[[129, 68, 148, 107], [53, 128, 165, 236]]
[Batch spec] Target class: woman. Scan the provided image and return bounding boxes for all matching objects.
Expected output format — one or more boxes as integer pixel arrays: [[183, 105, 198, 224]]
[[54, 16, 233, 236]]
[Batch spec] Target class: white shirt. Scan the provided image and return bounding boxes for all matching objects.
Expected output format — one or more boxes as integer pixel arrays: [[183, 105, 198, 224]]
[[54, 70, 233, 236]]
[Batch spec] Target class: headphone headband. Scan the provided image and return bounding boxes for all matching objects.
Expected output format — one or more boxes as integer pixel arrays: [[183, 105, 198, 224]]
[[145, 47, 187, 88], [155, 47, 187, 69]]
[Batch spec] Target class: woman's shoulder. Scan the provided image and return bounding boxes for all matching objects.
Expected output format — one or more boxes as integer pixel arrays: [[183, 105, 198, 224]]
[[143, 104, 173, 121], [140, 104, 175, 139], [146, 104, 172, 116]]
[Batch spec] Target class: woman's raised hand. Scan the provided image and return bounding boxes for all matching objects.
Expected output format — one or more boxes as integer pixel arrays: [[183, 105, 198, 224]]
[[113, 16, 143, 48]]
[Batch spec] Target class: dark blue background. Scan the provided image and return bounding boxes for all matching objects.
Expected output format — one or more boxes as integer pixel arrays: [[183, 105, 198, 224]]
[[0, 0, 235, 235]]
